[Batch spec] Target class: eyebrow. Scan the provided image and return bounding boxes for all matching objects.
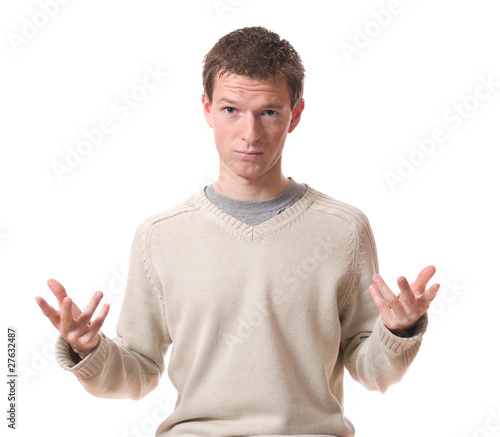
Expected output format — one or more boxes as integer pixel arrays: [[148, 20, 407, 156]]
[[216, 97, 284, 110], [217, 97, 237, 105]]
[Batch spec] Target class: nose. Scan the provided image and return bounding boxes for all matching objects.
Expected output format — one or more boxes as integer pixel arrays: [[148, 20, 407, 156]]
[[241, 113, 260, 144]]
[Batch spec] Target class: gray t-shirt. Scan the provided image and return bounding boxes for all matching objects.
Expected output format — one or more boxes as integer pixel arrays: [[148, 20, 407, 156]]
[[204, 176, 308, 226]]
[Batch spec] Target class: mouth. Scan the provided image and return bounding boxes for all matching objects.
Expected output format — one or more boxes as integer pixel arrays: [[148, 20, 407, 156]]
[[235, 151, 263, 159]]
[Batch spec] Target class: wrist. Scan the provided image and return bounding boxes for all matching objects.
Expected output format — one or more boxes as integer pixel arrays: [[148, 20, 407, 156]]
[[383, 320, 417, 337], [388, 326, 416, 337], [69, 338, 100, 361], [69, 346, 84, 363]]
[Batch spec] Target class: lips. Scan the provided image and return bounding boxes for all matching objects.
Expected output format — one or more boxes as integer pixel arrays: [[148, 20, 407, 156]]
[[235, 151, 263, 159]]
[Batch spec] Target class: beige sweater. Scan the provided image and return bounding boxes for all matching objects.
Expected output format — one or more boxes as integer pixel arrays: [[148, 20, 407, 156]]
[[55, 183, 428, 436]]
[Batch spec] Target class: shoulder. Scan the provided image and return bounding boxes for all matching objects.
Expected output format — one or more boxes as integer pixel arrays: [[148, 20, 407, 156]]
[[133, 190, 202, 238], [308, 185, 373, 232]]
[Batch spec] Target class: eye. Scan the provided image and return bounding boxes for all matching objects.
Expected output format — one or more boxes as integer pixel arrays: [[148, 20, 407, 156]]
[[263, 110, 278, 116], [223, 107, 237, 114]]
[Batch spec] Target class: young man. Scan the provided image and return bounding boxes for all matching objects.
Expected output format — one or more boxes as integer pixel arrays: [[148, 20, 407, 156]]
[[36, 26, 440, 436]]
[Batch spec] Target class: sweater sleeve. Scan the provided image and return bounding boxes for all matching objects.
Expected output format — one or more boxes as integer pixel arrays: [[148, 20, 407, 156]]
[[54, 221, 171, 400], [338, 212, 428, 393]]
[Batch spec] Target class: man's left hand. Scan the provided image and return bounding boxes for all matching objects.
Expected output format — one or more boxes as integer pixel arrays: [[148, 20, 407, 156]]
[[368, 265, 440, 335]]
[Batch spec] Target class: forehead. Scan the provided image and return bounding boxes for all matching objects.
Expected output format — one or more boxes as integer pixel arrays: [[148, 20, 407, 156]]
[[213, 73, 290, 107]]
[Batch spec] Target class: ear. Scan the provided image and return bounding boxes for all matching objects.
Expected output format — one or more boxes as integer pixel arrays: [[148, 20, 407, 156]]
[[288, 99, 305, 133], [202, 93, 214, 129]]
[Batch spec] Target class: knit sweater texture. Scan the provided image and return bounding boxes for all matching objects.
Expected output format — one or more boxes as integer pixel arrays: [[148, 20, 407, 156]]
[[55, 180, 428, 436]]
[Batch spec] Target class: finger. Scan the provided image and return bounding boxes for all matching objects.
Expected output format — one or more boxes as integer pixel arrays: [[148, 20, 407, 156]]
[[86, 303, 110, 336], [47, 278, 68, 305], [371, 274, 400, 308], [423, 282, 440, 303], [77, 291, 104, 326], [410, 265, 436, 295], [47, 278, 82, 318], [368, 284, 393, 320], [397, 276, 416, 305], [35, 297, 61, 326], [59, 297, 75, 334]]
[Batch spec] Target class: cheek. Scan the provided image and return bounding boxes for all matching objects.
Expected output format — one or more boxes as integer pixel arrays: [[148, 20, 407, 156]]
[[212, 116, 227, 135], [269, 122, 289, 144], [214, 124, 230, 144], [213, 124, 235, 154]]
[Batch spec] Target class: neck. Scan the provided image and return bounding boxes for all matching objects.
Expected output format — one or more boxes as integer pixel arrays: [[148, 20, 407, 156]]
[[212, 172, 291, 201]]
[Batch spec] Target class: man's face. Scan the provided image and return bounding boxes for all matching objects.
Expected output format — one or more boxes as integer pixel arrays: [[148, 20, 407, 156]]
[[202, 73, 304, 183]]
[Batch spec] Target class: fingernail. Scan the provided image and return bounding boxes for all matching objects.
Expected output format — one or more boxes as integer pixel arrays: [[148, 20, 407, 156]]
[[96, 291, 103, 299], [373, 274, 380, 281]]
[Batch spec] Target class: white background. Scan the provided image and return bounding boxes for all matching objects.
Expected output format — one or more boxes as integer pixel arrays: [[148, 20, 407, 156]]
[[1, 1, 499, 436]]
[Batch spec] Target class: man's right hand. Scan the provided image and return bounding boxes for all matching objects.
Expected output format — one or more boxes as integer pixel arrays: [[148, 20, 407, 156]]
[[35, 279, 110, 360]]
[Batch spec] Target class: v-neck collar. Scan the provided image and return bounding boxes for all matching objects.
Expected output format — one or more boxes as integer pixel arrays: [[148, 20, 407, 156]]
[[194, 183, 318, 241]]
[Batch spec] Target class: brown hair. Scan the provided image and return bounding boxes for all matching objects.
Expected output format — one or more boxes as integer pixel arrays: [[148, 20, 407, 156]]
[[202, 26, 305, 109]]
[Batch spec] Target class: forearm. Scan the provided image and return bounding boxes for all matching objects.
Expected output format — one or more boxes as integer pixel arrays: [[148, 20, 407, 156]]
[[55, 332, 163, 400], [345, 313, 428, 393]]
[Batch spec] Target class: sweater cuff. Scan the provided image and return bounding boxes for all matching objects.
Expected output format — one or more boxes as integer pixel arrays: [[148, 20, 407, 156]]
[[374, 312, 428, 353], [55, 332, 108, 379]]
